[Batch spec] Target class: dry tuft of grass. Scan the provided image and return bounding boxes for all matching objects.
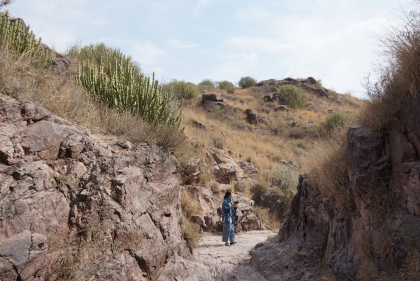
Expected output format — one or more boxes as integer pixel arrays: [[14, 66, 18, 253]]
[[183, 219, 202, 253], [181, 189, 203, 217]]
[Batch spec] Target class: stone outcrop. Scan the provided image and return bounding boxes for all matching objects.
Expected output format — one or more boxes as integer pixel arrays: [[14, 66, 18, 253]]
[[0, 94, 213, 281], [251, 121, 420, 280], [255, 77, 330, 98]]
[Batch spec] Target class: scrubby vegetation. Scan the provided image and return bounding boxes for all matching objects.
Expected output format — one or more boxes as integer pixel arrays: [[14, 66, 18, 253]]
[[358, 9, 420, 131], [70, 43, 182, 129], [198, 78, 215, 91], [277, 85, 306, 109], [324, 112, 349, 132], [170, 80, 199, 99], [0, 11, 51, 66], [238, 76, 257, 88], [217, 80, 235, 94]]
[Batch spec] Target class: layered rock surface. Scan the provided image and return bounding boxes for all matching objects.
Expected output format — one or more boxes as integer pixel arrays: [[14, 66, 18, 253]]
[[0, 94, 213, 280], [251, 120, 420, 280]]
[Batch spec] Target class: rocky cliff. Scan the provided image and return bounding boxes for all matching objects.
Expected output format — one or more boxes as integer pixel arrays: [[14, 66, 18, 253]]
[[250, 97, 420, 280], [0, 93, 213, 281]]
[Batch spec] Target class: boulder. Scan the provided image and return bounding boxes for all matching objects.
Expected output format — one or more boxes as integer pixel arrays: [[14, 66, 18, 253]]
[[257, 117, 270, 125], [306, 77, 317, 84], [193, 121, 206, 129], [274, 105, 289, 112], [202, 93, 222, 102], [245, 109, 258, 125]]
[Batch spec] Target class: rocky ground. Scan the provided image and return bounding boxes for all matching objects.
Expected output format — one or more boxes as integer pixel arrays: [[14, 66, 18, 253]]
[[194, 230, 275, 281]]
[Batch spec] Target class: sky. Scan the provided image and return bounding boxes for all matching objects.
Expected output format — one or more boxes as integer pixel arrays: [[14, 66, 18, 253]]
[[3, 0, 415, 98]]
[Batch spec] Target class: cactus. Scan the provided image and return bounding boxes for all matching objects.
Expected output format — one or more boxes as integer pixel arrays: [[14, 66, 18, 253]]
[[72, 43, 182, 129], [0, 12, 52, 66]]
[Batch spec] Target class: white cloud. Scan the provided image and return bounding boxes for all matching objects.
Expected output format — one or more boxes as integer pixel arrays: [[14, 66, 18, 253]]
[[235, 6, 271, 21], [167, 39, 199, 49], [90, 19, 107, 26]]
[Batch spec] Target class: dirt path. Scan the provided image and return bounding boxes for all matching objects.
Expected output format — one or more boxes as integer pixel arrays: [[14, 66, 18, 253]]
[[194, 230, 275, 281]]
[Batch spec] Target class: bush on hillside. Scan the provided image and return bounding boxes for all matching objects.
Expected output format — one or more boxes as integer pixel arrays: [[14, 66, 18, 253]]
[[71, 43, 182, 129], [277, 85, 306, 109], [198, 78, 215, 91], [324, 112, 348, 132], [267, 166, 298, 193], [238, 76, 257, 88], [0, 12, 51, 66], [170, 80, 199, 99], [218, 80, 235, 94]]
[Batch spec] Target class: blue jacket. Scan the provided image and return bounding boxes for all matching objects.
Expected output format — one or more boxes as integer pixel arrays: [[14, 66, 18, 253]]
[[222, 198, 236, 224], [222, 198, 232, 219]]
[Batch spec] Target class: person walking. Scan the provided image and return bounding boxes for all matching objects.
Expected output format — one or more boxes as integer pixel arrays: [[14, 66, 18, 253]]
[[222, 191, 237, 246]]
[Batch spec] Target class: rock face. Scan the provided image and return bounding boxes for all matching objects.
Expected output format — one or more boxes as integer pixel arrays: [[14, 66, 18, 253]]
[[0, 94, 212, 281], [251, 122, 420, 280]]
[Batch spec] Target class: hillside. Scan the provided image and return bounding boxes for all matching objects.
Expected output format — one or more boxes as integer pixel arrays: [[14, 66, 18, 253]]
[[3, 4, 420, 281], [179, 76, 363, 228]]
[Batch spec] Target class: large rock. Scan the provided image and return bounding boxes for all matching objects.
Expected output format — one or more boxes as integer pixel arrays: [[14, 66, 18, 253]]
[[245, 109, 258, 125], [0, 95, 213, 280], [251, 122, 420, 280]]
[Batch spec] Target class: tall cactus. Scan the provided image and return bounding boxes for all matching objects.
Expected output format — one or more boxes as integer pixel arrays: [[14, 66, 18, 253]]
[[0, 12, 52, 66], [73, 43, 182, 129]]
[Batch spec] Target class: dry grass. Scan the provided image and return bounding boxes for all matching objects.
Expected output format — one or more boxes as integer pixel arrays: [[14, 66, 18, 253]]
[[0, 47, 186, 150], [357, 8, 420, 131], [252, 206, 281, 231], [304, 128, 353, 212], [181, 188, 203, 217], [45, 206, 134, 281], [183, 218, 202, 253]]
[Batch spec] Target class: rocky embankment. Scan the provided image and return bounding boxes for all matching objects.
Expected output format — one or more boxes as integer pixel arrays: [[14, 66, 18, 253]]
[[251, 97, 420, 280], [0, 94, 214, 280]]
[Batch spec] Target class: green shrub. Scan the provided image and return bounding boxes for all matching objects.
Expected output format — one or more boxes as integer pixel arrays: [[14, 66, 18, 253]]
[[325, 112, 348, 132], [267, 166, 298, 194], [170, 80, 199, 99], [198, 78, 215, 91], [277, 85, 306, 109], [72, 43, 182, 129], [316, 79, 323, 87], [218, 80, 235, 94], [0, 12, 51, 66], [238, 76, 257, 88]]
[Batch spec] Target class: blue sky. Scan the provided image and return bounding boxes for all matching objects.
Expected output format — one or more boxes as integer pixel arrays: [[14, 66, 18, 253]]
[[4, 0, 414, 97]]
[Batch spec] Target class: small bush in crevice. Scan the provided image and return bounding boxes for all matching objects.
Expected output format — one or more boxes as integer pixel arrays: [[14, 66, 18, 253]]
[[238, 76, 257, 88], [277, 85, 306, 109], [181, 189, 202, 217], [170, 80, 199, 100], [183, 219, 201, 253]]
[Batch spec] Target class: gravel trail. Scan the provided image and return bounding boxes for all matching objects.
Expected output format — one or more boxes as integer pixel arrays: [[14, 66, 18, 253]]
[[194, 230, 275, 281]]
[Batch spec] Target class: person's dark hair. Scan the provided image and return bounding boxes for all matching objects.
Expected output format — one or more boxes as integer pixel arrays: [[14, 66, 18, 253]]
[[224, 191, 232, 199]]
